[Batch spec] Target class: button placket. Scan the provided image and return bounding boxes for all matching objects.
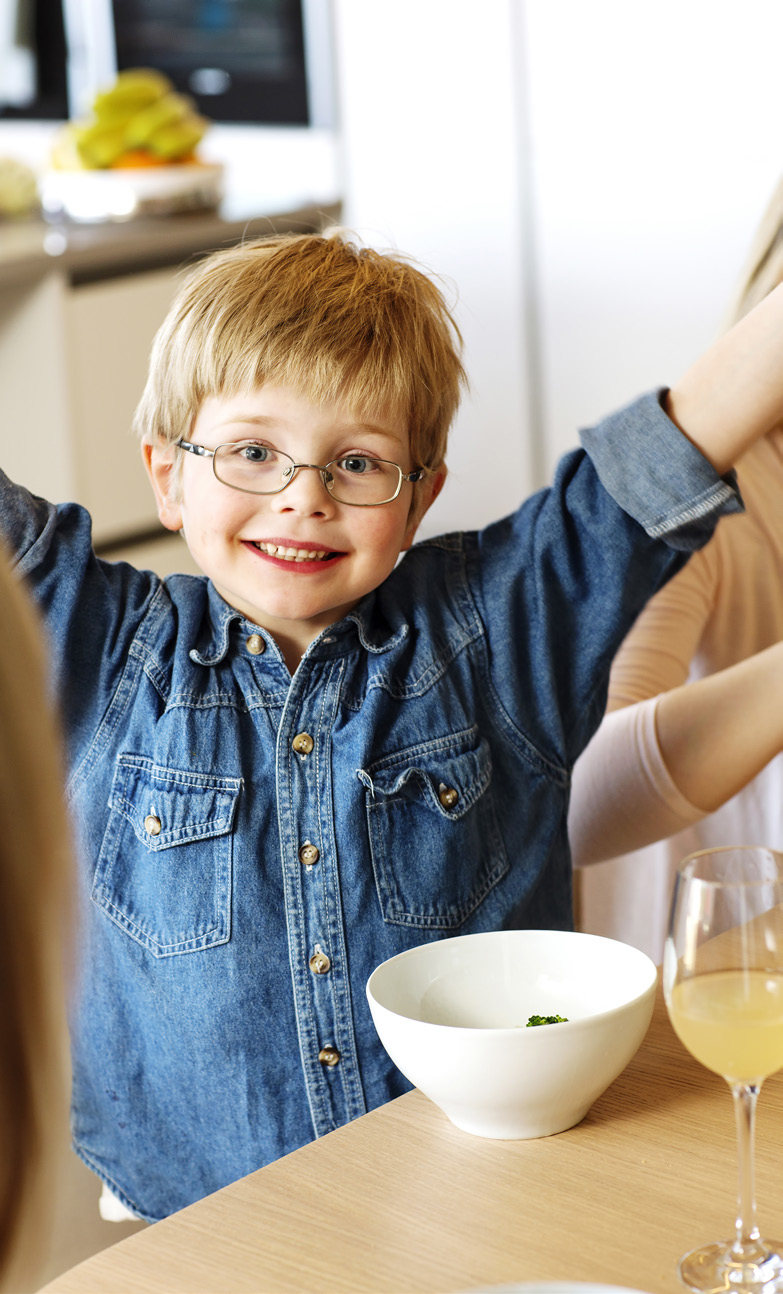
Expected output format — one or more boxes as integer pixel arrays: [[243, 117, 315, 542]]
[[276, 658, 365, 1131]]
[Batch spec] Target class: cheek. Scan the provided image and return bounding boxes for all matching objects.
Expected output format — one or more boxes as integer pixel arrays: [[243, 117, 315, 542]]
[[356, 509, 410, 560], [182, 484, 258, 536]]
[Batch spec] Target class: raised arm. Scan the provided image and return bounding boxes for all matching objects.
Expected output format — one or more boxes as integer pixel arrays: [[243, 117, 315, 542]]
[[666, 282, 783, 473]]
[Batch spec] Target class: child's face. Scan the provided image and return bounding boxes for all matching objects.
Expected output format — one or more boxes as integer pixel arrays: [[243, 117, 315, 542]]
[[144, 385, 443, 666]]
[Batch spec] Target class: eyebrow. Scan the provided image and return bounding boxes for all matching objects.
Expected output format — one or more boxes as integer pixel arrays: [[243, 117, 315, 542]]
[[216, 414, 406, 447]]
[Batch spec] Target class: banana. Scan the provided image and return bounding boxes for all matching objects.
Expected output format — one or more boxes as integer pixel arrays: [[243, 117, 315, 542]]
[[146, 115, 208, 160], [92, 68, 172, 119], [74, 122, 129, 168], [124, 92, 193, 148]]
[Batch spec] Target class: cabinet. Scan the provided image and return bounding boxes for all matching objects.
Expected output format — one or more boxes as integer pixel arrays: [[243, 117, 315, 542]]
[[2, 267, 177, 543]]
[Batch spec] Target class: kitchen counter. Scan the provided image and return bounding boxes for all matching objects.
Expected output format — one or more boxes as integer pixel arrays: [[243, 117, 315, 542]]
[[0, 197, 342, 288]]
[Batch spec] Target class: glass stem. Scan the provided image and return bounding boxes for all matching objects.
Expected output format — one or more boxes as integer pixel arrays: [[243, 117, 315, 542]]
[[731, 1081, 761, 1256]]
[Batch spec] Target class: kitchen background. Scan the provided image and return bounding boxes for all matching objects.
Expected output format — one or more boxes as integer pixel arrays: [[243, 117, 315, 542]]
[[4, 1, 783, 558], [2, 0, 782, 1282]]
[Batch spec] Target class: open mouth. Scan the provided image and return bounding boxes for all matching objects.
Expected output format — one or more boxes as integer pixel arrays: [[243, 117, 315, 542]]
[[246, 540, 341, 564]]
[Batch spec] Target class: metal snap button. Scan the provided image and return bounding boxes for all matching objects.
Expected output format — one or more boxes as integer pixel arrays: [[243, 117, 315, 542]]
[[292, 732, 314, 755], [318, 1046, 340, 1067], [245, 634, 265, 655], [438, 784, 459, 809], [309, 949, 332, 975], [299, 842, 320, 866], [144, 814, 162, 836]]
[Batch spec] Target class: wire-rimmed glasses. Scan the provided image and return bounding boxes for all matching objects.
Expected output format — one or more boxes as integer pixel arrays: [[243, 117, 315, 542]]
[[175, 438, 424, 507]]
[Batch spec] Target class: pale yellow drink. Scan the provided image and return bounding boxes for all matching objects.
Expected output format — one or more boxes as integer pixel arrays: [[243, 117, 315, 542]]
[[669, 969, 783, 1082]]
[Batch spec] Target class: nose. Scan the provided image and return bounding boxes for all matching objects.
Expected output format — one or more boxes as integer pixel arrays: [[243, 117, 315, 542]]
[[270, 464, 336, 517]]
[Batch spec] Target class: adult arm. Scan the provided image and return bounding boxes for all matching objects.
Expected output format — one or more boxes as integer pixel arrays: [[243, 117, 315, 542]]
[[569, 642, 783, 864], [654, 640, 783, 811], [666, 282, 783, 473]]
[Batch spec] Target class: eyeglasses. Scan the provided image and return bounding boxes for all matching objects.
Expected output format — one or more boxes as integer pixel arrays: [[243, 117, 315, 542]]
[[175, 439, 424, 507]]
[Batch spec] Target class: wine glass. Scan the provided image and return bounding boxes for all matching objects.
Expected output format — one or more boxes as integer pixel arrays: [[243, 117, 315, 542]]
[[663, 846, 783, 1293]]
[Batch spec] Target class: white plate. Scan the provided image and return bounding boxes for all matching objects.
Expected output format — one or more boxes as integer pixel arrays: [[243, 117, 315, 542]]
[[462, 1284, 650, 1294]]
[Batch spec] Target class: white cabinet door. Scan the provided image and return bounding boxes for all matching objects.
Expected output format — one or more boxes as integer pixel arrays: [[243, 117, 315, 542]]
[[64, 267, 180, 544], [0, 274, 75, 505]]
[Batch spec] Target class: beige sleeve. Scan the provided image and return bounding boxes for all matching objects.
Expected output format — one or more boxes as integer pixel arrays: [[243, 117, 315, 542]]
[[568, 696, 705, 866], [607, 544, 717, 707]]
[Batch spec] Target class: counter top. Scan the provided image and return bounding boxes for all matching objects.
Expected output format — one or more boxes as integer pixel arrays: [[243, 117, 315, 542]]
[[0, 197, 342, 289]]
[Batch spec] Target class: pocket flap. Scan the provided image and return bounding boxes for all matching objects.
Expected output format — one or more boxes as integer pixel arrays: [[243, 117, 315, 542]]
[[364, 728, 492, 820], [112, 756, 241, 851]]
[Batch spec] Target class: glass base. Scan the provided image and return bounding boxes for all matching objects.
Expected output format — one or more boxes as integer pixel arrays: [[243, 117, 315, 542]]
[[679, 1238, 783, 1293]]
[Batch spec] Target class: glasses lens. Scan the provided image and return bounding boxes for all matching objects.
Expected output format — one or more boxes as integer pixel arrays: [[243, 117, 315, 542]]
[[326, 457, 402, 505], [214, 443, 293, 494]]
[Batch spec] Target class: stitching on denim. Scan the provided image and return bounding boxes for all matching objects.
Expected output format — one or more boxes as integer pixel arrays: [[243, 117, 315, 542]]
[[316, 657, 364, 1118], [275, 674, 321, 1139], [460, 561, 570, 783], [367, 795, 509, 928], [66, 581, 169, 800], [71, 1145, 149, 1222], [643, 481, 737, 537], [97, 892, 225, 950], [116, 755, 242, 792], [365, 723, 481, 771]]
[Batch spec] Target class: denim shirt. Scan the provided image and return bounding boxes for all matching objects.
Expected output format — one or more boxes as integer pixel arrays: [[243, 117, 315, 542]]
[[1, 390, 740, 1221]]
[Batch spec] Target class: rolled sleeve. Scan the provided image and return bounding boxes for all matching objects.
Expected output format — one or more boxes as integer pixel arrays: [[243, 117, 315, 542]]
[[580, 387, 743, 551]]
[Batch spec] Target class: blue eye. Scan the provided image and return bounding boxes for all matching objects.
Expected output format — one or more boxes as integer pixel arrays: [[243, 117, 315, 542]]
[[240, 444, 270, 463], [338, 456, 376, 474]]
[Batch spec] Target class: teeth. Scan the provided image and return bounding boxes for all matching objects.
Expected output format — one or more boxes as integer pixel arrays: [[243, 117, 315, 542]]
[[253, 541, 330, 561]]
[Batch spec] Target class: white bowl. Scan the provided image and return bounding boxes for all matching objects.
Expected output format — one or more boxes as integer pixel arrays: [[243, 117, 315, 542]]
[[366, 929, 657, 1139]]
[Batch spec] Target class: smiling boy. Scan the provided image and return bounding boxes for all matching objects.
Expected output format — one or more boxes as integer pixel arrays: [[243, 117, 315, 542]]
[[3, 230, 783, 1222], [144, 385, 442, 671]]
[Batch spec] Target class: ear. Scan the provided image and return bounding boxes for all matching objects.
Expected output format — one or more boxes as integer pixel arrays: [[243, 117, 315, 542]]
[[141, 438, 183, 532], [401, 468, 447, 550]]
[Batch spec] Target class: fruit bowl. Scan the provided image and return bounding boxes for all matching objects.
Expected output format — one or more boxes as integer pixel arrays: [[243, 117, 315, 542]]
[[41, 67, 220, 222], [39, 162, 224, 223], [366, 928, 657, 1139]]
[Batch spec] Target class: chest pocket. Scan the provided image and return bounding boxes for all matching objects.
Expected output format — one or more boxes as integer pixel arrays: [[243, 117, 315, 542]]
[[92, 755, 241, 957], [361, 727, 509, 930]]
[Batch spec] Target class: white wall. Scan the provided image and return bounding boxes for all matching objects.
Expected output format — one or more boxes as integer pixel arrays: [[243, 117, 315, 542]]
[[524, 0, 783, 475], [332, 0, 535, 538]]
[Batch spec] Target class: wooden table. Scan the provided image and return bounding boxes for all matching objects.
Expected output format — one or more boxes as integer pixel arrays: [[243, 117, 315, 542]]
[[41, 983, 783, 1294]]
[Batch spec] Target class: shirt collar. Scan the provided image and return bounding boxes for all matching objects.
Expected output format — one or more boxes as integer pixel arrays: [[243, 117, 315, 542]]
[[188, 582, 409, 667]]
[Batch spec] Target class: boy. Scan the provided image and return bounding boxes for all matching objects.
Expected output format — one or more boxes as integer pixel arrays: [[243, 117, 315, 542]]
[[1, 231, 779, 1221]]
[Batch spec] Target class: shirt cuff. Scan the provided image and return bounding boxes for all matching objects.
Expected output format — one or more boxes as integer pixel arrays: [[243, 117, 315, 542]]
[[579, 387, 744, 552]]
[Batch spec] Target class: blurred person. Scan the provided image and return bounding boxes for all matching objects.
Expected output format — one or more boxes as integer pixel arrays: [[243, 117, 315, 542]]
[[569, 180, 783, 961], [0, 544, 71, 1291]]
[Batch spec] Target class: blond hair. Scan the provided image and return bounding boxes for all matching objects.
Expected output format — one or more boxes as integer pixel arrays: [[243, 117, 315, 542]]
[[133, 230, 467, 474], [0, 548, 71, 1291], [726, 174, 783, 324]]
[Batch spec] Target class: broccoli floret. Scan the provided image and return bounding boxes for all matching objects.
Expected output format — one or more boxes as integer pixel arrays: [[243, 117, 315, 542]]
[[525, 1014, 568, 1027]]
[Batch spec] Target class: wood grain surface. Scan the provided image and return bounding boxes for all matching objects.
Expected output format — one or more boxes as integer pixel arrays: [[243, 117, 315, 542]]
[[40, 981, 783, 1293]]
